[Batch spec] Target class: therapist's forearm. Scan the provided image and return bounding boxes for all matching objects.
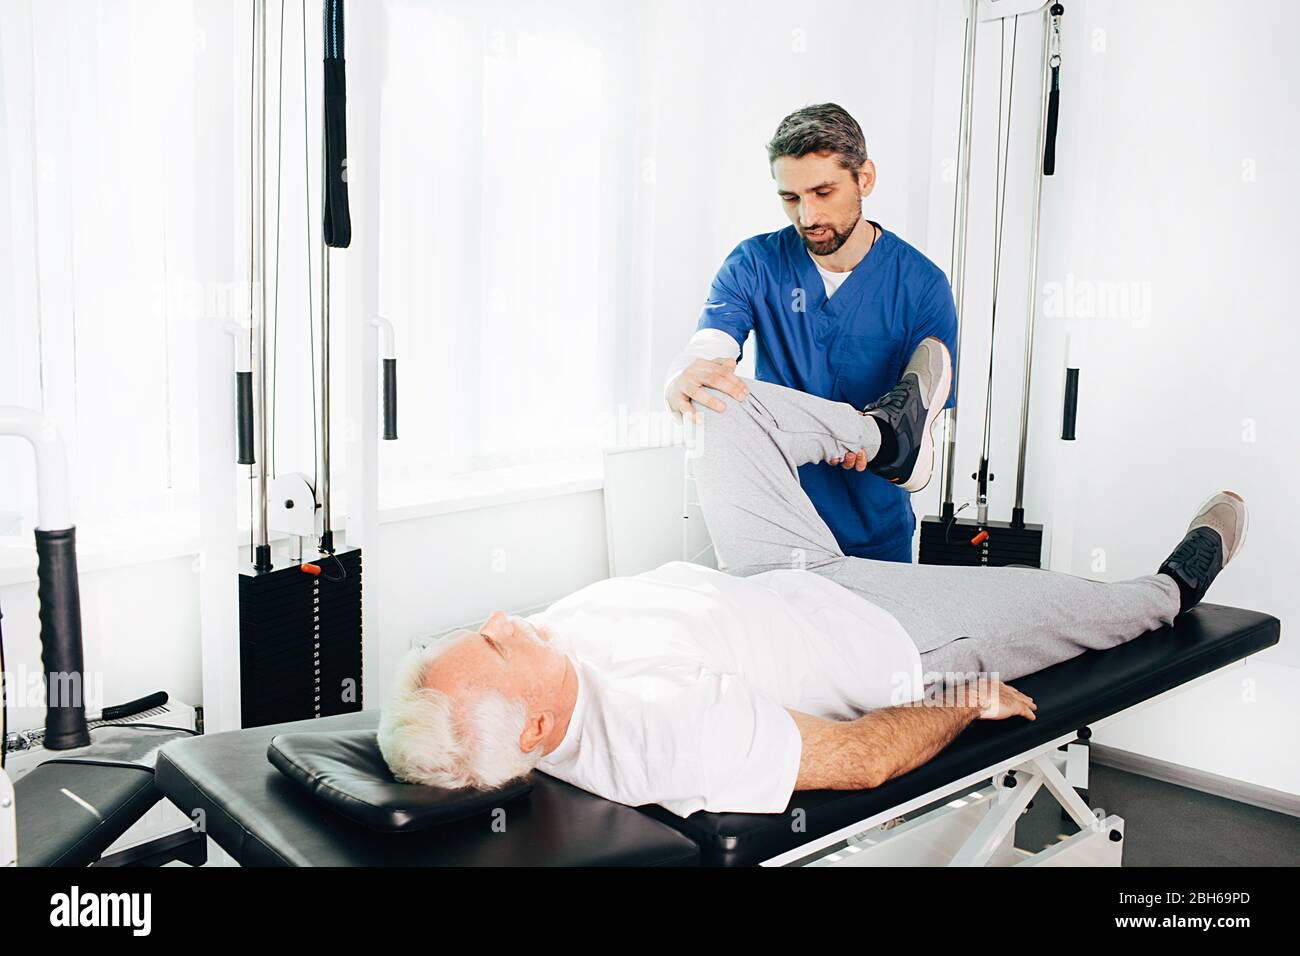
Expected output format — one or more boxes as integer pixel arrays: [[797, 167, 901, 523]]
[[790, 703, 979, 791]]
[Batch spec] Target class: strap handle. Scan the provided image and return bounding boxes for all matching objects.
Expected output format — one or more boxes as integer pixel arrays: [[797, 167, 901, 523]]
[[1043, 3, 1064, 176], [322, 0, 351, 247]]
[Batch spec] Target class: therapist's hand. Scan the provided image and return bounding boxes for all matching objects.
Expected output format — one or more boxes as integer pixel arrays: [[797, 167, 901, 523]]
[[668, 358, 750, 424]]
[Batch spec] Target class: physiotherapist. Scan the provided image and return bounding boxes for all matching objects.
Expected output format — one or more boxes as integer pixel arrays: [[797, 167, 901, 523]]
[[665, 103, 958, 564]]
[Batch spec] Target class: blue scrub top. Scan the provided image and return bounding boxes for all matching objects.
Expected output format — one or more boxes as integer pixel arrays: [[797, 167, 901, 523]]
[[697, 222, 958, 562]]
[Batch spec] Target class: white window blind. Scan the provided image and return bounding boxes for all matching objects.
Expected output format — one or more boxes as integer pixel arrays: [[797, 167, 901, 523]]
[[375, 0, 634, 486], [0, 0, 200, 541]]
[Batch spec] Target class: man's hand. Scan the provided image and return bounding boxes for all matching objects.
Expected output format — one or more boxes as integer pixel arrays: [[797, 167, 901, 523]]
[[961, 680, 1037, 721], [667, 358, 750, 424], [788, 680, 1037, 793], [828, 410, 872, 471], [828, 448, 870, 471]]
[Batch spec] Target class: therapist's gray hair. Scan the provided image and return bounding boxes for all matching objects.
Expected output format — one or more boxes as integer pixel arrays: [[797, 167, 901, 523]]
[[377, 638, 544, 790], [766, 103, 869, 171]]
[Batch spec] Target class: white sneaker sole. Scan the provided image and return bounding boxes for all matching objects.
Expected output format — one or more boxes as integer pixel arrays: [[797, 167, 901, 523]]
[[898, 342, 954, 494]]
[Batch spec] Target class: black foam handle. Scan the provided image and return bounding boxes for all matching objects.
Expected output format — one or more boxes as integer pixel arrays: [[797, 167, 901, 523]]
[[1061, 367, 1079, 440], [1044, 66, 1060, 176], [101, 691, 169, 722], [382, 358, 397, 440], [322, 0, 351, 248], [236, 369, 255, 464], [35, 527, 90, 750]]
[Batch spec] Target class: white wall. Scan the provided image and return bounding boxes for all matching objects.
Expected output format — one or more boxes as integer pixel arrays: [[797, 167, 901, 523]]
[[922, 0, 1297, 793]]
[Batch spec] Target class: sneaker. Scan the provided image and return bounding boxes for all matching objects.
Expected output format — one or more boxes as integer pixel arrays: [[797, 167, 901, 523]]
[[1157, 491, 1248, 615], [863, 337, 953, 493]]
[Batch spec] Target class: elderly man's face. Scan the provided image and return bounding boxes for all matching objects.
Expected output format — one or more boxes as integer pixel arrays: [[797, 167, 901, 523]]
[[423, 611, 559, 711]]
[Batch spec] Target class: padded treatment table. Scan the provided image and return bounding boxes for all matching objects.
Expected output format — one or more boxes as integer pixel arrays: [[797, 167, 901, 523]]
[[156, 603, 1278, 867], [639, 604, 1281, 866], [157, 711, 699, 866]]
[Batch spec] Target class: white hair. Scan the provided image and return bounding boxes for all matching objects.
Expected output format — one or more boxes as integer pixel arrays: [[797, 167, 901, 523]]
[[377, 637, 544, 790]]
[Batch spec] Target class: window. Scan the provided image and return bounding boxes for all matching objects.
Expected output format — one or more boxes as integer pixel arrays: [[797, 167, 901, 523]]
[[375, 1, 637, 486], [0, 0, 199, 541]]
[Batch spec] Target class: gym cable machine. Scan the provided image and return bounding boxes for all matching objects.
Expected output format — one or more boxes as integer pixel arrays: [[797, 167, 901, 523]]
[[920, 0, 1069, 568], [235, 0, 397, 729]]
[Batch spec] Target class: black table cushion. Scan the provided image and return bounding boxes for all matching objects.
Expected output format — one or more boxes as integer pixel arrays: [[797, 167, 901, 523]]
[[157, 711, 699, 866], [638, 604, 1280, 866], [267, 729, 532, 832], [15, 760, 160, 867]]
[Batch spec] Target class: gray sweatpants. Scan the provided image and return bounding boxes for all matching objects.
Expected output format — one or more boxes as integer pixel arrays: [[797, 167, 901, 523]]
[[687, 379, 1180, 684]]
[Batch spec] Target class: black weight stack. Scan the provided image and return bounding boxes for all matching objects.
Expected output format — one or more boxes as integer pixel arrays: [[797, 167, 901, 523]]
[[918, 515, 1043, 568], [238, 546, 363, 728]]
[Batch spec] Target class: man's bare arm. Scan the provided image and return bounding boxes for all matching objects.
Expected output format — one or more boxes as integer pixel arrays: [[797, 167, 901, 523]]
[[788, 681, 1037, 791]]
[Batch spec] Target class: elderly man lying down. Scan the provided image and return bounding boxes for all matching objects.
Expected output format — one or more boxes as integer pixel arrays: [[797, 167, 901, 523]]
[[379, 339, 1248, 817]]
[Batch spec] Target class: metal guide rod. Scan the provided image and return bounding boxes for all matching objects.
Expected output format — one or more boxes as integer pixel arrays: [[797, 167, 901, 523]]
[[976, 16, 1018, 526], [253, 0, 272, 571], [318, 0, 349, 553], [320, 206, 332, 551], [318, 0, 332, 551], [938, 0, 979, 517], [1012, 8, 1056, 524]]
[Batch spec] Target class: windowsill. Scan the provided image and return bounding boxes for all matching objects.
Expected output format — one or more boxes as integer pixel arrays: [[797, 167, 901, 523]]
[[377, 455, 605, 524], [0, 511, 202, 589], [0, 456, 607, 589]]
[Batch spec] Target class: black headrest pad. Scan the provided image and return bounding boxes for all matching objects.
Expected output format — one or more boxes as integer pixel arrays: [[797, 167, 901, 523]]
[[267, 729, 531, 832]]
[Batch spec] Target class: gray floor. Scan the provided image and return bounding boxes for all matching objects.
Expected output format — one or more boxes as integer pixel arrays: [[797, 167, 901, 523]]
[[1013, 763, 1300, 866]]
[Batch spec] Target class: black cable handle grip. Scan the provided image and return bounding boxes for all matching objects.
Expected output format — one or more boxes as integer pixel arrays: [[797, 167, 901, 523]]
[[101, 691, 170, 722], [322, 0, 351, 248], [35, 527, 90, 750], [1061, 367, 1079, 440], [382, 357, 398, 440], [236, 369, 255, 464], [1044, 3, 1063, 176], [1044, 67, 1060, 175]]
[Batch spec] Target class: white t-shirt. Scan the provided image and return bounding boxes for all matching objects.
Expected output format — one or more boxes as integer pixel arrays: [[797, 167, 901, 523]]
[[813, 259, 852, 297], [531, 561, 923, 817]]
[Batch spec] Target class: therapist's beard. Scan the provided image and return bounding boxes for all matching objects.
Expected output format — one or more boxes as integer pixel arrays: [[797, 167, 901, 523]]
[[799, 216, 860, 257]]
